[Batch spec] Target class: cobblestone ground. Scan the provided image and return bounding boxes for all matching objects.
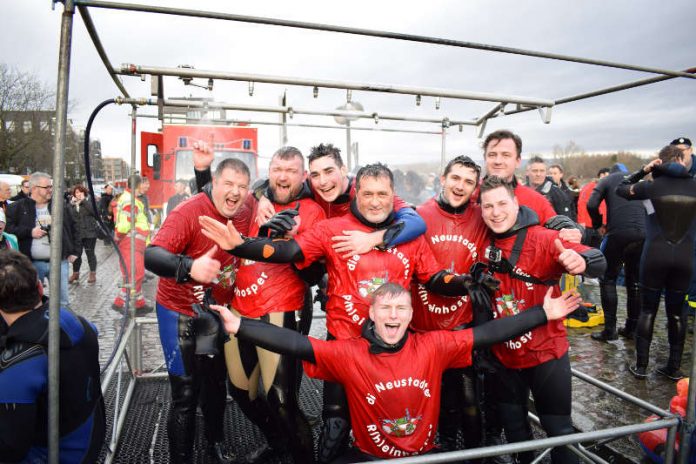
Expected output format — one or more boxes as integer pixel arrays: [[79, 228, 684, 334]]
[[71, 246, 690, 462]]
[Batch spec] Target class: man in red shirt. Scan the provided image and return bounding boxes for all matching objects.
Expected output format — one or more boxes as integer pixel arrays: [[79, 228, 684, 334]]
[[227, 146, 326, 464], [409, 155, 490, 453], [144, 158, 254, 463], [208, 281, 581, 462], [479, 176, 606, 464]]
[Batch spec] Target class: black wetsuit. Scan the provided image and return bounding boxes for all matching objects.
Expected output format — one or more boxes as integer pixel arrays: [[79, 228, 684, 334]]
[[587, 166, 646, 336], [617, 162, 696, 374], [0, 302, 105, 463]]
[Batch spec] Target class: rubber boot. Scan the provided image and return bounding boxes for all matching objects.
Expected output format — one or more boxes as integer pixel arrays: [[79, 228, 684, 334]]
[[631, 287, 661, 379], [592, 279, 618, 341], [167, 375, 196, 464], [538, 414, 579, 464], [88, 271, 96, 283], [657, 291, 687, 380], [318, 417, 351, 464], [619, 283, 640, 339], [69, 272, 80, 283], [497, 403, 535, 464]]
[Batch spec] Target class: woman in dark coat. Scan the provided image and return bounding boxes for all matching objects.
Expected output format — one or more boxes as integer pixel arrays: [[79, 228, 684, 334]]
[[68, 185, 99, 283]]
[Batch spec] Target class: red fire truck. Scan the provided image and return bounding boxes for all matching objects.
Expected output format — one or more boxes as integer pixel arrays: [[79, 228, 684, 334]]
[[139, 123, 258, 214]]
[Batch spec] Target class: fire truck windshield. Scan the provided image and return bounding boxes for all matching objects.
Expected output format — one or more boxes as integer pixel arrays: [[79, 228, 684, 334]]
[[175, 149, 257, 183]]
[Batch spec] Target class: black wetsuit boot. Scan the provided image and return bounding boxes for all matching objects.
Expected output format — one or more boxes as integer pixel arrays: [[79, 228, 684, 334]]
[[657, 290, 688, 380], [593, 279, 618, 341], [168, 375, 196, 464], [620, 283, 641, 339], [631, 287, 661, 378]]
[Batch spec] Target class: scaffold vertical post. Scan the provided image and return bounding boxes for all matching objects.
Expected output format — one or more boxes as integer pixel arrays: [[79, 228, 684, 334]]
[[440, 123, 448, 173], [128, 105, 142, 373], [678, 317, 696, 463]]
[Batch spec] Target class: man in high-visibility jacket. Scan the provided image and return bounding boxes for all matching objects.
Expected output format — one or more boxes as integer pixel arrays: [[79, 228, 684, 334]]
[[112, 174, 152, 312]]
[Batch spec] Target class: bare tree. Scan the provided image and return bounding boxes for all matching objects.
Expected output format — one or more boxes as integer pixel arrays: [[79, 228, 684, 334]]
[[552, 140, 584, 160], [0, 63, 55, 173]]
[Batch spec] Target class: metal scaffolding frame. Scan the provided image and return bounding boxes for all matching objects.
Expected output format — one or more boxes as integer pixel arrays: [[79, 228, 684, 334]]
[[45, 1, 696, 462]]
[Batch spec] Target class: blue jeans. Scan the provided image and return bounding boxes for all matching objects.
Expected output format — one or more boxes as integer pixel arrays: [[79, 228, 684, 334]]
[[32, 259, 70, 308]]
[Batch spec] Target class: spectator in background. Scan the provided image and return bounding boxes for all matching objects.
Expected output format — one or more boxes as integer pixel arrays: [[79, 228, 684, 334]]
[[549, 164, 573, 197], [577, 168, 610, 240], [9, 179, 30, 202], [68, 185, 100, 284], [401, 170, 430, 206], [526, 156, 576, 220], [0, 182, 11, 214], [98, 184, 115, 241], [138, 176, 152, 223], [166, 179, 189, 216], [0, 210, 19, 250]]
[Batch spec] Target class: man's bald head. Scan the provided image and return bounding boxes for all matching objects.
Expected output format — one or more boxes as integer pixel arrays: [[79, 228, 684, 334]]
[[0, 182, 11, 201]]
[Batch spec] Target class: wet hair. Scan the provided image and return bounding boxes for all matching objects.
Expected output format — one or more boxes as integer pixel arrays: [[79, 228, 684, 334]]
[[658, 145, 685, 164], [479, 175, 516, 199], [370, 282, 412, 306], [355, 163, 394, 191], [72, 184, 88, 196], [214, 158, 251, 180], [127, 174, 143, 190], [0, 250, 41, 313], [443, 155, 482, 181], [308, 143, 344, 168], [549, 164, 564, 173], [271, 146, 304, 164], [29, 172, 51, 188], [483, 130, 523, 159], [528, 156, 546, 166]]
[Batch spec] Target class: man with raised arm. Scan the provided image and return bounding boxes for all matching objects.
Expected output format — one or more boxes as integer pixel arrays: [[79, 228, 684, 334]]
[[144, 158, 254, 464], [207, 282, 581, 462]]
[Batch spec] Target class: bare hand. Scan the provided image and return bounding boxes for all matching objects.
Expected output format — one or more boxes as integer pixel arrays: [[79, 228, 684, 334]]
[[644, 158, 662, 173], [192, 141, 214, 170], [331, 230, 384, 258], [542, 287, 582, 320], [554, 239, 586, 275], [208, 304, 241, 334], [199, 216, 244, 250], [67, 255, 78, 264], [255, 196, 276, 227], [190, 246, 221, 283], [32, 226, 47, 239], [557, 228, 582, 244]]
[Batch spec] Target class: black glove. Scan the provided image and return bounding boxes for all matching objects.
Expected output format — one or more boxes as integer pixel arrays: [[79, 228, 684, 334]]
[[469, 262, 500, 293], [258, 203, 300, 238], [544, 215, 579, 231]]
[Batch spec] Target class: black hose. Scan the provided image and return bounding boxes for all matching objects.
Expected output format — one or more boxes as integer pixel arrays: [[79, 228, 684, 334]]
[[81, 98, 131, 375]]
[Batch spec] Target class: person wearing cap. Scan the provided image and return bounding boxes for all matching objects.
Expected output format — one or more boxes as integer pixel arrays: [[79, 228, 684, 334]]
[[671, 138, 696, 315], [0, 209, 19, 250]]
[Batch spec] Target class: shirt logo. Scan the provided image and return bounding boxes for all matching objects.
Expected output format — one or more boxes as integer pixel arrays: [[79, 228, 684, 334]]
[[380, 409, 422, 437]]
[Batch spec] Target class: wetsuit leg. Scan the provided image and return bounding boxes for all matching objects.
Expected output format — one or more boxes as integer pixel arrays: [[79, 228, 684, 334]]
[[259, 311, 316, 464], [197, 348, 227, 447], [439, 368, 464, 453], [491, 367, 535, 464], [660, 290, 688, 377], [529, 353, 578, 464], [594, 234, 622, 339], [622, 239, 643, 337], [319, 333, 351, 464], [156, 303, 198, 463], [635, 286, 662, 370]]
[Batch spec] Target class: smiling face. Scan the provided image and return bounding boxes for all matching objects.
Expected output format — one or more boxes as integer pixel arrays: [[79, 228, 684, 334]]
[[211, 167, 250, 218], [484, 138, 521, 181], [369, 291, 413, 345], [269, 154, 306, 205], [308, 155, 349, 203], [440, 163, 479, 208], [481, 185, 519, 234], [356, 175, 394, 224]]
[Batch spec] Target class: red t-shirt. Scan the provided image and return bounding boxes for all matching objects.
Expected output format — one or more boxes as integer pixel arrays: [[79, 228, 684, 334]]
[[294, 214, 441, 339], [232, 198, 325, 317], [489, 225, 589, 368], [577, 181, 606, 227], [304, 329, 474, 459], [152, 192, 253, 316], [311, 177, 410, 218], [410, 199, 490, 331]]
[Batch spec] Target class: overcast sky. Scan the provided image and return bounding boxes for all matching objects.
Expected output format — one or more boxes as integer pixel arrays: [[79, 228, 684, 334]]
[[2, 0, 695, 170]]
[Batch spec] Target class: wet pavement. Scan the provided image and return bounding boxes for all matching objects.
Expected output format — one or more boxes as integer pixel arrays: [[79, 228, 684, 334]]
[[61, 245, 690, 462]]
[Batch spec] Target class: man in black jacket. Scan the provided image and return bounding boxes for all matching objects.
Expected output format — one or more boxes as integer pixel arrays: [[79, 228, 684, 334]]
[[9, 179, 30, 202], [5, 172, 79, 309], [98, 184, 114, 241], [526, 156, 576, 220]]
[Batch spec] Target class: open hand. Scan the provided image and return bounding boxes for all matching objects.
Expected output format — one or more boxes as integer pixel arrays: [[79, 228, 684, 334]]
[[208, 304, 241, 334], [554, 239, 586, 275], [542, 287, 582, 320], [331, 230, 383, 258], [199, 216, 244, 250]]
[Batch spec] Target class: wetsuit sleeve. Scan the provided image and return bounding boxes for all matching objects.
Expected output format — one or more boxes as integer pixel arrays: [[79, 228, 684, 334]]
[[230, 236, 305, 263], [616, 179, 651, 201], [472, 305, 547, 348], [0, 403, 36, 461], [424, 270, 474, 296], [194, 167, 212, 193], [236, 318, 316, 363], [586, 180, 606, 229], [387, 206, 427, 247], [145, 245, 194, 282]]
